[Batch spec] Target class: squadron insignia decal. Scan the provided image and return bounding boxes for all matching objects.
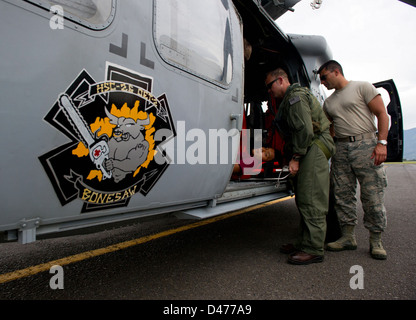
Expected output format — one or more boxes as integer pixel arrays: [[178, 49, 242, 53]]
[[39, 63, 176, 212]]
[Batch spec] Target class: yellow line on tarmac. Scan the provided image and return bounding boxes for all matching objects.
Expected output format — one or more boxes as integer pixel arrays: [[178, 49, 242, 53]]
[[0, 196, 292, 284]]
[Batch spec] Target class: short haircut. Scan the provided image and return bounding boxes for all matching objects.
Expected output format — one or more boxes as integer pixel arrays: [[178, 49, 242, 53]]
[[318, 60, 344, 76], [266, 67, 289, 80]]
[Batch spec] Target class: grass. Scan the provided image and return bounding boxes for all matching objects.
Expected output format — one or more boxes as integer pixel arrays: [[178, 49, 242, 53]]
[[386, 161, 416, 164]]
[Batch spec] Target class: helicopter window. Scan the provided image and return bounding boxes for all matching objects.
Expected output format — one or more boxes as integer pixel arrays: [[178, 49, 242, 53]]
[[154, 0, 233, 86], [27, 0, 115, 30]]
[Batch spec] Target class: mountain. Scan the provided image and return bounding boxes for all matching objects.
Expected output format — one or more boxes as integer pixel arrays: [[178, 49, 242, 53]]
[[404, 128, 416, 161]]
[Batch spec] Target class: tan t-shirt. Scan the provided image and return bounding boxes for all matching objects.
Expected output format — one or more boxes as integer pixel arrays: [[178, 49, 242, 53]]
[[323, 81, 380, 138]]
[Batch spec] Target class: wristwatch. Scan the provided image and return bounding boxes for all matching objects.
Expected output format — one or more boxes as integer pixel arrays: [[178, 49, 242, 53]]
[[377, 140, 388, 146], [292, 155, 302, 161]]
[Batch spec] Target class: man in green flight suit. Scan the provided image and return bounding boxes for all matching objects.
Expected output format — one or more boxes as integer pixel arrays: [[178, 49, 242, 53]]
[[265, 68, 335, 264]]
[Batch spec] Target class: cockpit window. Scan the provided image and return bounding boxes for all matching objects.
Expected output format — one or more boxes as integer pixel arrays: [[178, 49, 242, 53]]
[[26, 0, 115, 30], [154, 0, 234, 86]]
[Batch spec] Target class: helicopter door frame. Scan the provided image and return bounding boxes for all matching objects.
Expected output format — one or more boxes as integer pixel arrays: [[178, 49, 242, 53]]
[[373, 79, 404, 162]]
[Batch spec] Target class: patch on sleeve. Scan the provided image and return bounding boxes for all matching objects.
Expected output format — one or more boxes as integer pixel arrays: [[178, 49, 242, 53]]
[[289, 96, 301, 105]]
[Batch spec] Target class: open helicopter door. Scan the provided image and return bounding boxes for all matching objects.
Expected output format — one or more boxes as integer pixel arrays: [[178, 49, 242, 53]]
[[373, 79, 404, 162]]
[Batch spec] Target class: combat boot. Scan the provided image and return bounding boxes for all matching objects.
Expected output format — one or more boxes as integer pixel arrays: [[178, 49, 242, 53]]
[[326, 225, 357, 251], [369, 232, 387, 260]]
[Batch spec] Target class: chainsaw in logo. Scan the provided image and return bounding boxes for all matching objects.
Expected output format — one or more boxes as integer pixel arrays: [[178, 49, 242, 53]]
[[39, 63, 176, 212], [58, 93, 113, 180]]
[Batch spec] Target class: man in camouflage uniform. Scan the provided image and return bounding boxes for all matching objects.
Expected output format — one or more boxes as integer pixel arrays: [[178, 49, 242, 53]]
[[266, 68, 335, 265], [318, 60, 389, 260]]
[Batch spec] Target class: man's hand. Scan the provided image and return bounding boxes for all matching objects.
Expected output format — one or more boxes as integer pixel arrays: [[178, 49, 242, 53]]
[[289, 159, 300, 176], [371, 144, 387, 166]]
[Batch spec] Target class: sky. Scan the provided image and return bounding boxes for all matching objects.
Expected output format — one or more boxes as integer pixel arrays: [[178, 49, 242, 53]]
[[276, 0, 416, 130]]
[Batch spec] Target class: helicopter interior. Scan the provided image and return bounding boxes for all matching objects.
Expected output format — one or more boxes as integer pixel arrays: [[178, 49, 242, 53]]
[[231, 0, 309, 180]]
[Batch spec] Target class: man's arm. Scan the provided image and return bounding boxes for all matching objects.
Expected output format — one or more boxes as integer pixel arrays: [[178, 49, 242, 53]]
[[368, 94, 389, 165], [287, 97, 314, 175], [323, 107, 335, 138]]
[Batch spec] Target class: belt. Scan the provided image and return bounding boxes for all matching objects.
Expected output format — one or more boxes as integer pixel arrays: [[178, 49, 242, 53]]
[[313, 139, 332, 160], [335, 132, 376, 143]]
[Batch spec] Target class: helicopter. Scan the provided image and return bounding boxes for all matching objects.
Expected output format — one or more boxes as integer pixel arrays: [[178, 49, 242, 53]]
[[0, 0, 403, 244]]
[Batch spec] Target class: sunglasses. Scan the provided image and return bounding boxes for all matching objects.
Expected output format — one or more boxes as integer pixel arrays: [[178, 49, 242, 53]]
[[266, 78, 278, 90], [320, 72, 331, 81]]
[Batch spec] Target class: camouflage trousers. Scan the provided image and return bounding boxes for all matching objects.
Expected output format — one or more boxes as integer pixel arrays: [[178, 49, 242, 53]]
[[331, 138, 387, 233]]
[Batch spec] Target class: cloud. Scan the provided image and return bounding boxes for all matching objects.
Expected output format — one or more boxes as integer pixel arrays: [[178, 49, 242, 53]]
[[277, 0, 416, 129]]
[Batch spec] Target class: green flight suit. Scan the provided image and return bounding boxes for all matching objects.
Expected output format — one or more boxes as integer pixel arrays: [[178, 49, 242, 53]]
[[276, 84, 335, 256]]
